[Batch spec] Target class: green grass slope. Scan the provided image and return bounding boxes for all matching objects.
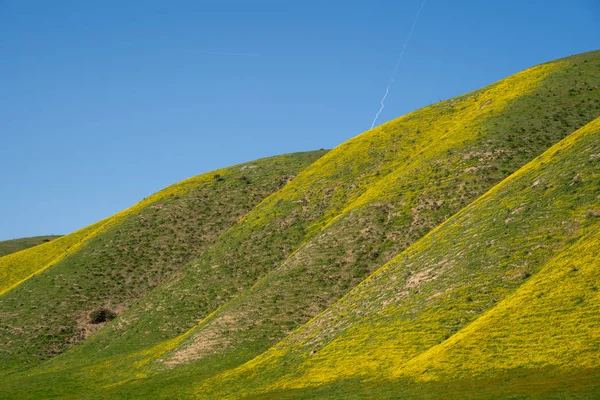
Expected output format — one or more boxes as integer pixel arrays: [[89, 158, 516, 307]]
[[0, 222, 107, 296], [0, 151, 326, 374], [217, 226, 600, 400], [2, 51, 598, 399], [159, 50, 600, 374], [0, 236, 62, 257], [199, 116, 600, 399], [400, 223, 600, 382], [92, 50, 599, 377]]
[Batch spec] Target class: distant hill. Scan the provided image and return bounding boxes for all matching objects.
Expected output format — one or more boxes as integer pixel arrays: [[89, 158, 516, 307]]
[[0, 236, 61, 257], [0, 50, 599, 399]]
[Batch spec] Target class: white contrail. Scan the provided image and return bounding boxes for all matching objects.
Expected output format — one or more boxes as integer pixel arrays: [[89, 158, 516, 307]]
[[197, 51, 260, 57], [370, 0, 426, 130]]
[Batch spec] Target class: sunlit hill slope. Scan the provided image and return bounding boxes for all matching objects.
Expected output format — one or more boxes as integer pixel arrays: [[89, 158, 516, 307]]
[[0, 50, 599, 399], [202, 115, 600, 400], [0, 236, 61, 258]]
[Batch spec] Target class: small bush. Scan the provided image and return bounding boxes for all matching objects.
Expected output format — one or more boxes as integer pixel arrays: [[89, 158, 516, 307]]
[[89, 308, 117, 324]]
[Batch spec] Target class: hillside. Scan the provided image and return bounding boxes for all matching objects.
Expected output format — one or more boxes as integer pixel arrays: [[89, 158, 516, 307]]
[[0, 236, 62, 257], [0, 51, 598, 399], [0, 50, 599, 399], [198, 116, 600, 399], [0, 150, 326, 373], [51, 49, 600, 383], [0, 221, 108, 296]]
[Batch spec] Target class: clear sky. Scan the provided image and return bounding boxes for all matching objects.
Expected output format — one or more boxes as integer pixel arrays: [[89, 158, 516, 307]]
[[1, 0, 598, 240]]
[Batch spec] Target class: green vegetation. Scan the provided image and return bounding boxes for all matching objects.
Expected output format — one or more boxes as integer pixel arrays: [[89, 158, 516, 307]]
[[0, 150, 326, 373], [0, 221, 107, 296], [159, 50, 600, 383], [0, 236, 62, 257], [0, 50, 599, 399], [197, 116, 600, 399]]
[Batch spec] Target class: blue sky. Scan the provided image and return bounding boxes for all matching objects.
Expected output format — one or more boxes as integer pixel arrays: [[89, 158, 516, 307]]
[[1, 0, 598, 240]]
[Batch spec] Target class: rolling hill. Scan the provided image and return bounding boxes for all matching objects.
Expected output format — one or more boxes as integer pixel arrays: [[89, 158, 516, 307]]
[[198, 115, 600, 399], [0, 236, 62, 257], [0, 150, 327, 373], [0, 50, 599, 399]]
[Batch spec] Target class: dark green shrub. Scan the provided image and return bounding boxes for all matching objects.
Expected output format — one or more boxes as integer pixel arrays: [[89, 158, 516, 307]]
[[89, 308, 117, 324]]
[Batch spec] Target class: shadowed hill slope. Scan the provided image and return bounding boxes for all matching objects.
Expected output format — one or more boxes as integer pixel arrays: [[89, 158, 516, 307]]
[[0, 51, 598, 399], [0, 236, 62, 257], [198, 116, 600, 399], [0, 150, 327, 373]]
